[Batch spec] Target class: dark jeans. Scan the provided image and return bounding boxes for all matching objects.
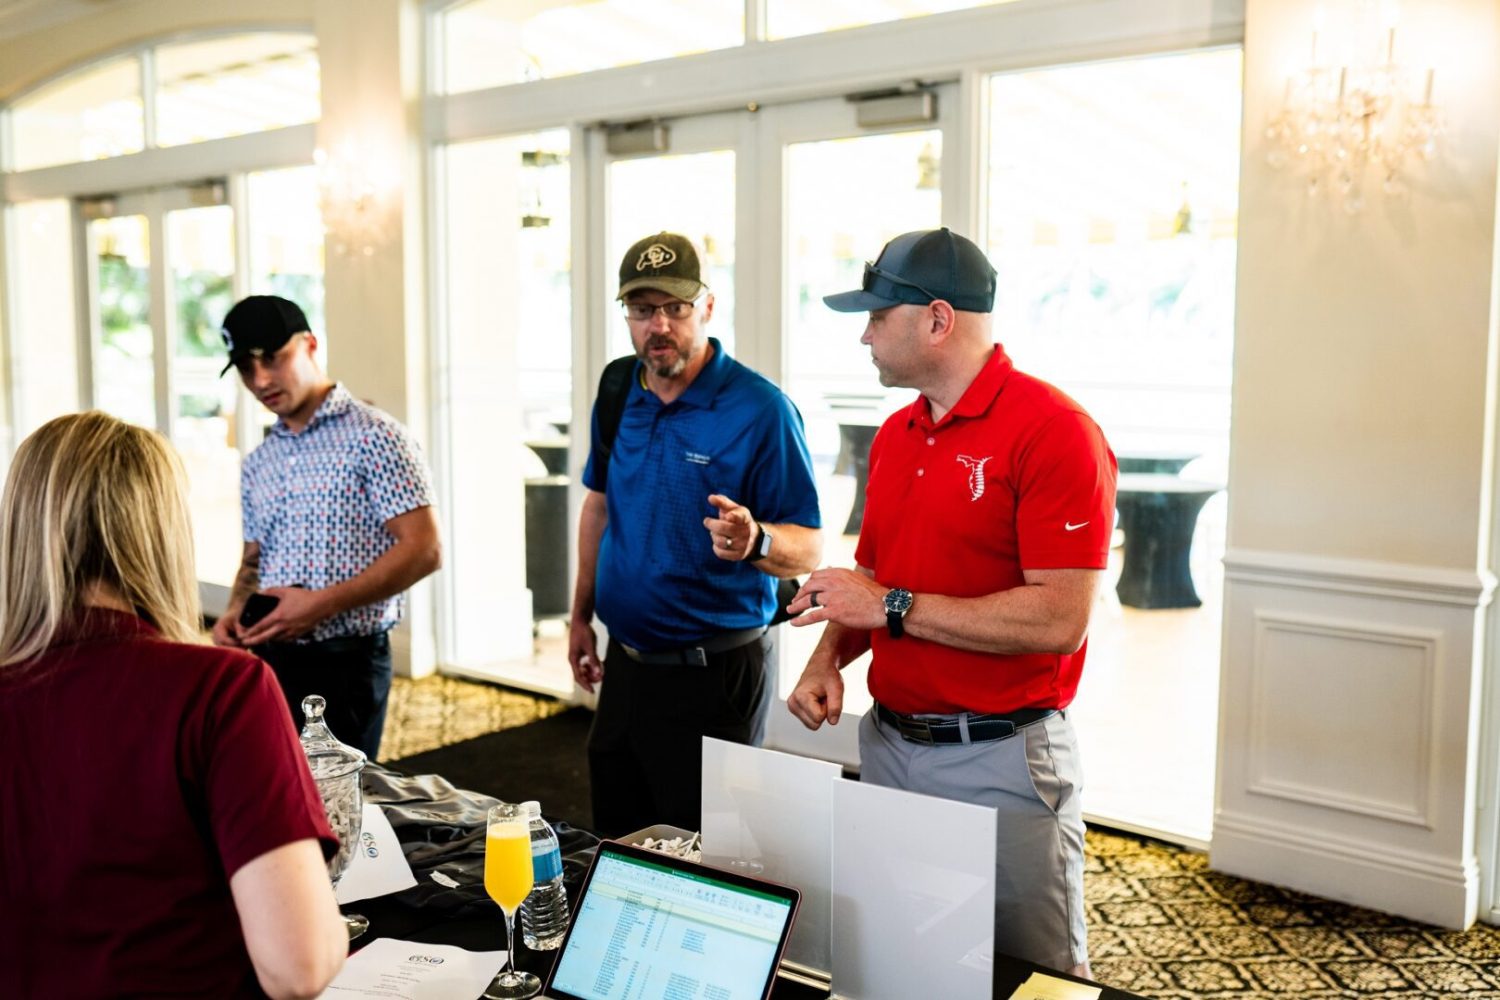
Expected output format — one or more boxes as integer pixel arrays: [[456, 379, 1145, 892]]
[[256, 632, 393, 760], [587, 630, 774, 838]]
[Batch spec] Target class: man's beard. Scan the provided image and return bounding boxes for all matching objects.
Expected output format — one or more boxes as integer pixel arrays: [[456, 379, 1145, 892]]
[[641, 336, 691, 378]]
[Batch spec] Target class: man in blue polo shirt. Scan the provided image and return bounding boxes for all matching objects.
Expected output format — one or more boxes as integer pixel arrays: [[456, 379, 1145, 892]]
[[570, 232, 823, 836]]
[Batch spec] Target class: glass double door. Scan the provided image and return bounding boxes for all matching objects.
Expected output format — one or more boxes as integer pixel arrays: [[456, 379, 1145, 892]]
[[81, 186, 244, 586], [73, 168, 324, 595], [589, 86, 960, 762]]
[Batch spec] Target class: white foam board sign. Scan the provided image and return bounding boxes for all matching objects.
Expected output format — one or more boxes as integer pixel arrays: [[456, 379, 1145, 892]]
[[830, 779, 996, 1000], [701, 736, 842, 974]]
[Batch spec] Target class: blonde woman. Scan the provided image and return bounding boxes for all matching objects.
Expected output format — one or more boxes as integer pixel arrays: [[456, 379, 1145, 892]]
[[0, 412, 347, 999]]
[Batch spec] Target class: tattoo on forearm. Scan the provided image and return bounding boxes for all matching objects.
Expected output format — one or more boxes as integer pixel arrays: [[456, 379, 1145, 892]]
[[229, 550, 261, 606]]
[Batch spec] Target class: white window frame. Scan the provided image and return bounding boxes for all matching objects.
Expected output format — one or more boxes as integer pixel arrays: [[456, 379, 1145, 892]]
[[420, 0, 1247, 685], [0, 27, 324, 612]]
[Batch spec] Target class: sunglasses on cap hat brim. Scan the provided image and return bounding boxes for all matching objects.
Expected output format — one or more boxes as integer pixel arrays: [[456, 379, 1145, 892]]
[[823, 260, 944, 313]]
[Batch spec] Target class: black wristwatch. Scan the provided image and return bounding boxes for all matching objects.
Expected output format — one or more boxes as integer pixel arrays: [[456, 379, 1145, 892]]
[[747, 522, 773, 562], [883, 588, 913, 638]]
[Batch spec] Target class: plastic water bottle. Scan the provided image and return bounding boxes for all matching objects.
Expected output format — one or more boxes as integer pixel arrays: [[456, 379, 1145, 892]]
[[519, 800, 569, 950]]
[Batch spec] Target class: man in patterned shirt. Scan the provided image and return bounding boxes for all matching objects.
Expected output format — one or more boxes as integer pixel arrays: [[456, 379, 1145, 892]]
[[210, 295, 442, 759]]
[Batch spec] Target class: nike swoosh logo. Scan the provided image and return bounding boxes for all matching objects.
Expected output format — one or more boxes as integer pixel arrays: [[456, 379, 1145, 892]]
[[1064, 521, 1089, 531]]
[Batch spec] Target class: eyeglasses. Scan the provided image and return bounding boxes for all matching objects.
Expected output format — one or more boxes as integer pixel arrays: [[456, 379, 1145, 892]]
[[864, 261, 940, 303], [622, 299, 699, 321]]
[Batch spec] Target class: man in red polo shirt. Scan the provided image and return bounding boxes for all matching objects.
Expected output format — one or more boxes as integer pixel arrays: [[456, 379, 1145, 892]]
[[786, 228, 1116, 977]]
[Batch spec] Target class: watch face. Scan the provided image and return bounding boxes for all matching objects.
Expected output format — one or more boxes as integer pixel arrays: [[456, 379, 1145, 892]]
[[884, 588, 913, 614]]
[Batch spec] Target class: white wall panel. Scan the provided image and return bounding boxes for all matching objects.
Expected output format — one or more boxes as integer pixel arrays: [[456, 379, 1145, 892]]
[[1215, 550, 1491, 927], [1247, 612, 1439, 826]]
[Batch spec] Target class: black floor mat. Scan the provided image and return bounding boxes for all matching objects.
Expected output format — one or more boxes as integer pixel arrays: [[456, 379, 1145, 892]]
[[386, 707, 594, 831]]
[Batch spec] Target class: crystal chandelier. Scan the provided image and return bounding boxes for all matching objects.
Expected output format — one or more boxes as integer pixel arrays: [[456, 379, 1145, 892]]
[[1265, 8, 1440, 213], [314, 142, 398, 257]]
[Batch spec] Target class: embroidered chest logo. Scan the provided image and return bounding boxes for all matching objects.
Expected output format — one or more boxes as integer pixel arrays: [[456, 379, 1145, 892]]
[[956, 454, 992, 501], [637, 243, 677, 270], [684, 450, 711, 465]]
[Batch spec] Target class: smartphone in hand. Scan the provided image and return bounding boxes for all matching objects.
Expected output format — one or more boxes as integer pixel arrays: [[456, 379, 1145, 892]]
[[238, 592, 280, 629]]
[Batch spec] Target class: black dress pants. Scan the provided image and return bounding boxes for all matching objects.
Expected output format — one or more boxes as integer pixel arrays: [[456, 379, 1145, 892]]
[[256, 632, 393, 760], [587, 630, 773, 838]]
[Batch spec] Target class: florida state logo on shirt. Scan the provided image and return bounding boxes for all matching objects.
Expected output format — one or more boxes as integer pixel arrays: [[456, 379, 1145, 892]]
[[956, 454, 991, 501]]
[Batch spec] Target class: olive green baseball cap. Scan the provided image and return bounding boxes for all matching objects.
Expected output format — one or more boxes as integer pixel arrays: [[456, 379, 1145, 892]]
[[617, 232, 707, 301]]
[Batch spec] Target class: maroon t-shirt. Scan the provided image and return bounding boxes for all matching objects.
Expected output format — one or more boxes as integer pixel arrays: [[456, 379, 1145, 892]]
[[0, 610, 337, 998]]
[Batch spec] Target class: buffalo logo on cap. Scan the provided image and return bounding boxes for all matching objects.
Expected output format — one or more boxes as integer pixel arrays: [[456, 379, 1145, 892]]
[[636, 243, 677, 271]]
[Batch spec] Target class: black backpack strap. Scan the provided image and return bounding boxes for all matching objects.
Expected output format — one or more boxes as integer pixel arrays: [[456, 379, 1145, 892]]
[[591, 355, 639, 491]]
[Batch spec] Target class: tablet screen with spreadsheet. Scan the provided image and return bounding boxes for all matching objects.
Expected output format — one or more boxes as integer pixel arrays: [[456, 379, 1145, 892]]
[[542, 839, 800, 1000]]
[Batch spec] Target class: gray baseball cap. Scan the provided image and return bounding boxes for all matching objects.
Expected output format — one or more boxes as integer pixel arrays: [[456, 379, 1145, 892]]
[[824, 227, 996, 313]]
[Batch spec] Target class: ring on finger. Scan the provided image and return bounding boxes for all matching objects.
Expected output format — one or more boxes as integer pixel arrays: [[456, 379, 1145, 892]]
[[809, 591, 820, 608]]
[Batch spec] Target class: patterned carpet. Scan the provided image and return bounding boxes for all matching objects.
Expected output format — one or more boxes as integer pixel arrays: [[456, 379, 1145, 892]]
[[383, 675, 1500, 999], [379, 673, 566, 760], [1086, 831, 1500, 998]]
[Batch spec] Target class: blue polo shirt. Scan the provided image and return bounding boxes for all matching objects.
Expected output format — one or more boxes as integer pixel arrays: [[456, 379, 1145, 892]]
[[583, 339, 821, 650]]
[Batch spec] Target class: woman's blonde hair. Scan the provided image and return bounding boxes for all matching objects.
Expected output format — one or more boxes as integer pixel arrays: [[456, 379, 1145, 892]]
[[0, 411, 201, 665]]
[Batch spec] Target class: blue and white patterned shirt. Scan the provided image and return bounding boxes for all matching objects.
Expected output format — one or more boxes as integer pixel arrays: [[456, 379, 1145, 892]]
[[241, 383, 436, 642]]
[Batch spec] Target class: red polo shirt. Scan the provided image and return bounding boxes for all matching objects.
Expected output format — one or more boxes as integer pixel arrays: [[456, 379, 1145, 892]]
[[855, 345, 1117, 715]]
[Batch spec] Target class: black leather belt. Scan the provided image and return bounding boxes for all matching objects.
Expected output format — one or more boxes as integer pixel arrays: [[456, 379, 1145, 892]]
[[875, 702, 1057, 746], [618, 627, 766, 667], [264, 633, 388, 655]]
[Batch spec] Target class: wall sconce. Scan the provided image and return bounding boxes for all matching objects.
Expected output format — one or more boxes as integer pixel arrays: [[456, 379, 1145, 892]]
[[314, 142, 398, 257], [1265, 5, 1441, 213]]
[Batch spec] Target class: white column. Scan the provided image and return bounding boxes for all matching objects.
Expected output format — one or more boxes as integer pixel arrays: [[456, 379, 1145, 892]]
[[1216, 0, 1500, 928], [313, 0, 450, 676]]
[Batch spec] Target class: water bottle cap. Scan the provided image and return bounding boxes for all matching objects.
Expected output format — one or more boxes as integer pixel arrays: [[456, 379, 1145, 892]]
[[522, 800, 541, 817]]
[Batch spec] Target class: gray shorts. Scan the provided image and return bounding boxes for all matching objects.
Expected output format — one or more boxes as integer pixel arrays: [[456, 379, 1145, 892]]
[[858, 707, 1088, 972]]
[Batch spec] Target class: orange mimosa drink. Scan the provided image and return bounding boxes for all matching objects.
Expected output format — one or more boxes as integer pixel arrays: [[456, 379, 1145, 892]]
[[485, 822, 534, 913]]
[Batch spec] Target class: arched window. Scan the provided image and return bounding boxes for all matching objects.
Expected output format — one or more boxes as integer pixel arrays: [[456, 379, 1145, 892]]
[[154, 33, 320, 147], [5, 31, 319, 172], [8, 55, 144, 170]]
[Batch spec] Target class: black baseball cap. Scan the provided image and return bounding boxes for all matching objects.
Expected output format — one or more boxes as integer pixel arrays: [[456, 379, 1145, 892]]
[[617, 232, 707, 301], [218, 295, 310, 376], [823, 227, 997, 314]]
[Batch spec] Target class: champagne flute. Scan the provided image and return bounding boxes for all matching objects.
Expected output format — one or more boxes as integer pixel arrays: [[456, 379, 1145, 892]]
[[483, 804, 541, 999]]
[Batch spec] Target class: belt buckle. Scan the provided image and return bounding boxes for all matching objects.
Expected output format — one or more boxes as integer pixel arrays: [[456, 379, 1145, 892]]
[[897, 715, 936, 745], [685, 647, 708, 667]]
